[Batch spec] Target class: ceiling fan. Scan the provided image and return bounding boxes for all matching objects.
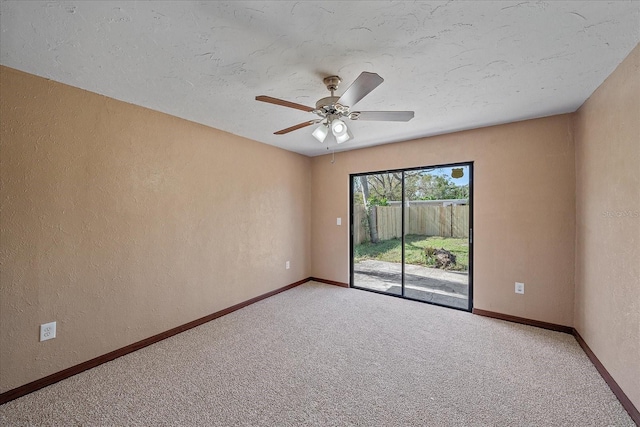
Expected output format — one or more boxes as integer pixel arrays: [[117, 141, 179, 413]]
[[255, 72, 414, 144]]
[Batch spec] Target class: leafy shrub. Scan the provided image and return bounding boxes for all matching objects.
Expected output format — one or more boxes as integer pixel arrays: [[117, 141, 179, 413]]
[[367, 195, 389, 206]]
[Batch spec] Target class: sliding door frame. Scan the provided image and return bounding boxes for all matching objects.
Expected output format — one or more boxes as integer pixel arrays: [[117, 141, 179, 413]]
[[349, 161, 474, 312]]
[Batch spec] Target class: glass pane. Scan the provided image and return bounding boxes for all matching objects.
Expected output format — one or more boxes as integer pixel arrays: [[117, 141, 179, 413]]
[[352, 173, 402, 295], [402, 166, 470, 309]]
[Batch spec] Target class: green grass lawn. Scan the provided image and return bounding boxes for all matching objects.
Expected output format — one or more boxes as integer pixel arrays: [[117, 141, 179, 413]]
[[354, 235, 469, 271]]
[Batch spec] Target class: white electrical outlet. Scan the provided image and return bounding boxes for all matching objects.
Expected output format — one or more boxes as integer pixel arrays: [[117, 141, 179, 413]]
[[40, 321, 56, 342], [337, 217, 342, 226], [515, 282, 525, 294], [285, 261, 290, 270]]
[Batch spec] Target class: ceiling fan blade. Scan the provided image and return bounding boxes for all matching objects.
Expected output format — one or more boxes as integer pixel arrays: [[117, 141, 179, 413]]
[[274, 120, 319, 135], [351, 111, 415, 122], [255, 95, 315, 112], [337, 72, 384, 108]]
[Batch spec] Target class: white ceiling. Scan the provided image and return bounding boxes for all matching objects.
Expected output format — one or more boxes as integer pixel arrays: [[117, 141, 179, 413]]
[[1, 1, 638, 156]]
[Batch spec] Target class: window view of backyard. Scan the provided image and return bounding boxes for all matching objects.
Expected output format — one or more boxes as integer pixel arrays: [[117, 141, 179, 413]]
[[352, 166, 471, 310]]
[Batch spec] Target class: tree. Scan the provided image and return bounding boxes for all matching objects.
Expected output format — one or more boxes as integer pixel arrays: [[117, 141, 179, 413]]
[[359, 176, 379, 243], [409, 174, 469, 200], [367, 172, 403, 200], [362, 171, 468, 202]]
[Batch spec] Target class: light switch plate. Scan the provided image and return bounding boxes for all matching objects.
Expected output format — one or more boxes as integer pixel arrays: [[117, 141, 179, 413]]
[[337, 217, 342, 225], [515, 282, 525, 294]]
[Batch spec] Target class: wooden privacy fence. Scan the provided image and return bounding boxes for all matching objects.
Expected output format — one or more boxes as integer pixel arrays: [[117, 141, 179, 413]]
[[354, 204, 469, 244]]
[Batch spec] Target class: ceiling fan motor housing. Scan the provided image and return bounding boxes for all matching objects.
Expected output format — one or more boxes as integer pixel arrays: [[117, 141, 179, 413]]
[[315, 96, 350, 121], [316, 96, 340, 110], [317, 76, 350, 120]]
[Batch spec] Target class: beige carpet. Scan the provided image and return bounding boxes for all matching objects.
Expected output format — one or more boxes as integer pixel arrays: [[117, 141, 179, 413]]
[[0, 282, 634, 426]]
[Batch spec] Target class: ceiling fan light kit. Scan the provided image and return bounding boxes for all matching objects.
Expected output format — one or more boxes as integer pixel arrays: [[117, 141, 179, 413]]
[[256, 72, 414, 145], [331, 119, 346, 134], [335, 129, 353, 144], [331, 119, 352, 144], [311, 123, 329, 143]]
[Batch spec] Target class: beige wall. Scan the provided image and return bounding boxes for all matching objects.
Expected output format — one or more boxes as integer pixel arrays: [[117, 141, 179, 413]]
[[574, 45, 640, 409], [0, 66, 311, 393], [310, 115, 576, 326]]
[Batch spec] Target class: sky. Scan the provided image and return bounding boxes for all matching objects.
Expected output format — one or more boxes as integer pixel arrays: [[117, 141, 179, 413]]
[[426, 165, 470, 186]]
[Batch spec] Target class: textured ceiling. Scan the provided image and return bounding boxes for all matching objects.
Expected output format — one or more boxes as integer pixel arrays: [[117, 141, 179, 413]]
[[1, 1, 639, 156]]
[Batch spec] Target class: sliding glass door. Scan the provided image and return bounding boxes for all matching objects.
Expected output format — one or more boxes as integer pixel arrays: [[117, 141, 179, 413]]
[[350, 163, 473, 311], [352, 172, 403, 296]]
